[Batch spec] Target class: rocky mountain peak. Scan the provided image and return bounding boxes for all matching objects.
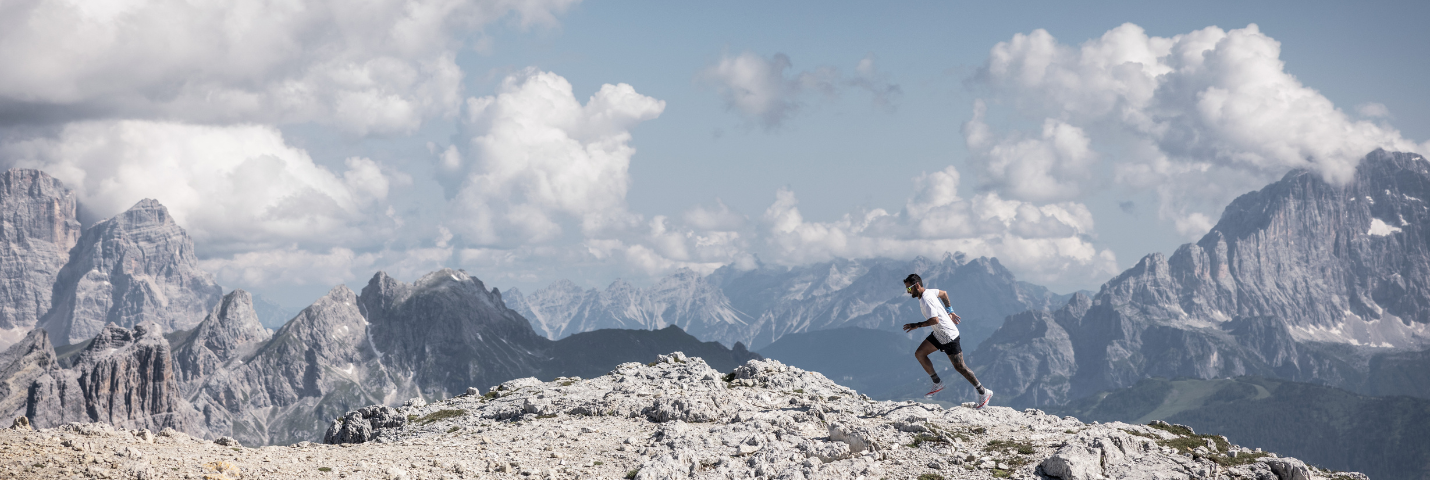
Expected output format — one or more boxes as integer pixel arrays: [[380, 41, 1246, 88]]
[[0, 169, 81, 340], [67, 321, 200, 433], [360, 270, 545, 397], [304, 354, 1355, 480], [978, 150, 1430, 408], [0, 328, 62, 422], [40, 198, 223, 345], [172, 289, 272, 387]]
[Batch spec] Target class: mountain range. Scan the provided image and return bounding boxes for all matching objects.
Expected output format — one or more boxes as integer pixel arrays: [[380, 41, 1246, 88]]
[[976, 149, 1430, 409], [3, 148, 1430, 474], [507, 254, 1075, 352], [0, 169, 760, 446]]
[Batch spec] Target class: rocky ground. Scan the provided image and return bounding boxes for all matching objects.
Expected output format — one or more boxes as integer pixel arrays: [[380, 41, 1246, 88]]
[[0, 353, 1367, 479]]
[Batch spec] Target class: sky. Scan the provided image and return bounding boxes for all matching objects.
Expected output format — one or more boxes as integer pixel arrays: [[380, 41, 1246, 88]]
[[1, 0, 1427, 310]]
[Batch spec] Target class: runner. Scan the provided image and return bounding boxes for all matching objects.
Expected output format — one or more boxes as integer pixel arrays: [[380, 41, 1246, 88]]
[[901, 273, 992, 408]]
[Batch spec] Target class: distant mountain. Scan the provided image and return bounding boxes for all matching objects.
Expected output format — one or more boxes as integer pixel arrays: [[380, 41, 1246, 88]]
[[40, 198, 222, 346], [543, 325, 760, 380], [1051, 376, 1430, 480], [250, 293, 296, 329], [0, 170, 81, 348], [509, 255, 1073, 352], [978, 150, 1430, 407], [6, 265, 763, 445]]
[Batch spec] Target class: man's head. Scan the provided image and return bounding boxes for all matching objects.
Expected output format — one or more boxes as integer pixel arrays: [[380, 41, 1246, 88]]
[[904, 273, 923, 298]]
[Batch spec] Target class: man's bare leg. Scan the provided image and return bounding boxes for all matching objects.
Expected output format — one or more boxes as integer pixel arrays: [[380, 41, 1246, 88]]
[[914, 340, 939, 376], [948, 352, 982, 389]]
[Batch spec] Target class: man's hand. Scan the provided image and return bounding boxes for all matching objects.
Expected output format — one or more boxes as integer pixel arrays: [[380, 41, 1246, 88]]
[[902, 322, 918, 332], [949, 312, 961, 324]]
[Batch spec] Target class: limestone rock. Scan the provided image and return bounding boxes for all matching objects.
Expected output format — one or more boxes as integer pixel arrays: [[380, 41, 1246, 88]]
[[0, 329, 68, 422], [0, 169, 81, 344], [172, 289, 272, 391], [980, 150, 1430, 406], [66, 322, 204, 435], [41, 199, 222, 346], [323, 405, 405, 444], [359, 269, 547, 398]]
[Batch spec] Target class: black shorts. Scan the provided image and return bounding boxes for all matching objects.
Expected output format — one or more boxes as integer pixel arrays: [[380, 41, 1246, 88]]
[[925, 333, 962, 356]]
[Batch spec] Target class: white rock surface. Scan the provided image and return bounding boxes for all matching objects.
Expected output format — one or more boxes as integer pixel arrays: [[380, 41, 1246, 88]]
[[0, 354, 1368, 479]]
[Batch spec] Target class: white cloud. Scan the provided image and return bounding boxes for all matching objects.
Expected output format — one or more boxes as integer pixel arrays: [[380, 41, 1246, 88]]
[[2, 121, 397, 253], [1357, 102, 1391, 118], [964, 100, 1099, 202], [700, 52, 901, 129], [443, 69, 665, 245], [0, 0, 580, 134], [970, 23, 1427, 237], [759, 166, 1119, 288]]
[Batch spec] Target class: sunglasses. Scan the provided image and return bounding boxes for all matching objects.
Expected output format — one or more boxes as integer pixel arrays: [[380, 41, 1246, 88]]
[[905, 285, 916, 292]]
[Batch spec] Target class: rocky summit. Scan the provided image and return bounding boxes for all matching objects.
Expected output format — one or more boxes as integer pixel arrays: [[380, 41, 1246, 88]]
[[0, 169, 81, 346], [979, 150, 1430, 407], [41, 199, 222, 346], [0, 353, 1359, 479]]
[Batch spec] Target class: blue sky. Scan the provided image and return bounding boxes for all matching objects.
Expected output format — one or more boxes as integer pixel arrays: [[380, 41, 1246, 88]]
[[1, 1, 1426, 309]]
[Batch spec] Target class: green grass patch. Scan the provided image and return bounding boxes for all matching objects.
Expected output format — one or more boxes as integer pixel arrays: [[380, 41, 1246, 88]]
[[560, 380, 575, 386], [794, 388, 804, 394], [594, 461, 604, 466], [318, 467, 331, 472], [1147, 421, 1196, 437], [1212, 451, 1270, 467], [625, 468, 640, 479], [447, 426, 460, 433], [918, 474, 946, 480], [1146, 421, 1260, 466], [985, 439, 1035, 455], [536, 414, 557, 419], [1120, 428, 1159, 440], [416, 409, 467, 425], [971, 427, 987, 434], [992, 469, 1012, 478], [907, 433, 947, 448]]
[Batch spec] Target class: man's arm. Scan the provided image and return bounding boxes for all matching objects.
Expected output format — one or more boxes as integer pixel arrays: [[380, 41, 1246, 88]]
[[902, 316, 940, 332], [937, 290, 961, 324]]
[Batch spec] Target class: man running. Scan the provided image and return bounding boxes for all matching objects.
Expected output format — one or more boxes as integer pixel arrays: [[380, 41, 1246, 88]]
[[901, 273, 992, 408]]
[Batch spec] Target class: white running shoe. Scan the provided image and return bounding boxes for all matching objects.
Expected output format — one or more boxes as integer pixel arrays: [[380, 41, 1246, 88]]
[[925, 382, 946, 397], [975, 388, 993, 409]]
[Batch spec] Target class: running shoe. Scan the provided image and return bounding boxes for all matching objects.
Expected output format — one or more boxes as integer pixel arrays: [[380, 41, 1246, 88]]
[[925, 382, 946, 397], [975, 388, 994, 409]]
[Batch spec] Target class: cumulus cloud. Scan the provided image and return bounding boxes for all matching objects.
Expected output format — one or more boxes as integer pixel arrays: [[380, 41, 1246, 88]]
[[963, 101, 1099, 202], [442, 69, 665, 245], [3, 121, 399, 252], [760, 166, 1118, 287], [0, 0, 579, 134], [969, 23, 1427, 236], [699, 52, 901, 129]]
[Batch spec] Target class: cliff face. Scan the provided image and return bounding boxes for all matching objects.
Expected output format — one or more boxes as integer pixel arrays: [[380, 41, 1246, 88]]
[[172, 289, 271, 392], [359, 270, 547, 398], [68, 322, 202, 433], [0, 329, 69, 422], [190, 285, 408, 446], [0, 169, 81, 346], [41, 199, 223, 346], [978, 150, 1430, 407]]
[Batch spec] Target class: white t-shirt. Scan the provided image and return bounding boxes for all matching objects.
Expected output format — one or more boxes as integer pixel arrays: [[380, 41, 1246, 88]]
[[918, 288, 960, 344]]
